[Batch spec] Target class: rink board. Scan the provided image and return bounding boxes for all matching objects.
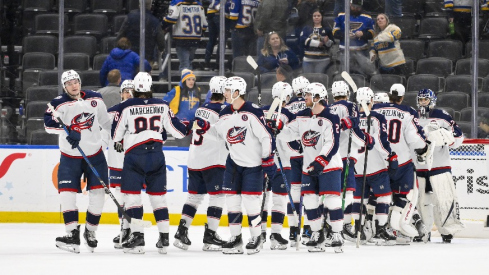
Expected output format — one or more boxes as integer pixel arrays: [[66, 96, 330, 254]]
[[0, 143, 488, 236]]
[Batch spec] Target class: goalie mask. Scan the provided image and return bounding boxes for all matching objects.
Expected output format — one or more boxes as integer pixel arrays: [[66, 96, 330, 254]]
[[134, 72, 152, 93], [417, 88, 437, 116], [356, 87, 374, 105], [331, 80, 350, 98], [272, 81, 293, 104], [292, 76, 310, 96], [209, 76, 227, 94]]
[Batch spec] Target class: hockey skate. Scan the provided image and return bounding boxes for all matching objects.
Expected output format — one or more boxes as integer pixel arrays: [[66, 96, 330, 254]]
[[156, 232, 169, 254], [412, 214, 430, 243], [113, 228, 131, 249], [373, 221, 396, 246], [202, 223, 225, 251], [354, 220, 368, 245], [441, 234, 453, 244], [270, 233, 288, 250], [261, 231, 267, 244], [289, 226, 301, 247], [323, 222, 333, 247], [342, 223, 356, 243], [301, 225, 312, 245], [329, 232, 344, 253], [55, 225, 81, 254], [222, 234, 244, 255], [173, 219, 191, 250], [306, 230, 325, 252], [392, 229, 411, 245], [122, 232, 145, 254], [83, 227, 98, 252], [245, 235, 264, 255]]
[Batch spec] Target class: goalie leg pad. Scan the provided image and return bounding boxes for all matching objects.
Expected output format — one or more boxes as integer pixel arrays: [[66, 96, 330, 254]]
[[417, 176, 435, 232]]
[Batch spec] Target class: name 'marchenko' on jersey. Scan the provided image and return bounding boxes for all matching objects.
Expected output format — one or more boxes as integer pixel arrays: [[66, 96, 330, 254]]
[[129, 106, 166, 116]]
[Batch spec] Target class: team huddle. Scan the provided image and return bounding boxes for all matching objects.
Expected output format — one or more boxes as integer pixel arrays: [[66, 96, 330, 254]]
[[44, 69, 465, 255]]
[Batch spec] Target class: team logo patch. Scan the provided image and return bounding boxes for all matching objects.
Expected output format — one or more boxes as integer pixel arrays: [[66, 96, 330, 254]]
[[318, 120, 323, 126], [301, 130, 321, 149], [91, 101, 97, 107], [71, 112, 95, 131], [241, 114, 248, 121], [226, 126, 247, 145]]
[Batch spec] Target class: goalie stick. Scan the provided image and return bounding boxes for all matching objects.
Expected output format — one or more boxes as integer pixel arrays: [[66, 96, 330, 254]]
[[47, 103, 152, 229], [247, 56, 262, 106]]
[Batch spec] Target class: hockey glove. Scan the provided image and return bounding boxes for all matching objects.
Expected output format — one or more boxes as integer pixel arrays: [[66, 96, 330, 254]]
[[266, 119, 284, 136], [340, 116, 359, 130], [182, 120, 192, 136], [195, 118, 210, 135], [365, 132, 375, 150], [114, 140, 124, 153], [66, 125, 81, 149], [262, 155, 277, 178], [388, 152, 398, 178], [307, 155, 329, 177]]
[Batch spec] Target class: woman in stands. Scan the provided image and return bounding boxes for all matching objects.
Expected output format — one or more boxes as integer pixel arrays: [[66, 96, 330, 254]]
[[299, 9, 334, 74], [257, 32, 300, 74], [370, 13, 407, 76]]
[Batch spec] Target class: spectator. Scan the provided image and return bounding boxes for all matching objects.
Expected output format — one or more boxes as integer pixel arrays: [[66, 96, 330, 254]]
[[258, 32, 300, 73], [370, 13, 407, 76], [117, 0, 165, 66], [163, 0, 208, 74], [254, 0, 289, 57], [445, 0, 488, 45], [204, 0, 229, 71], [164, 69, 202, 122], [333, 0, 376, 78], [300, 9, 334, 73], [99, 38, 152, 87], [333, 0, 344, 17], [226, 0, 260, 58], [98, 69, 122, 108], [478, 112, 489, 138], [295, 0, 318, 38], [385, 0, 402, 18], [276, 64, 294, 84]]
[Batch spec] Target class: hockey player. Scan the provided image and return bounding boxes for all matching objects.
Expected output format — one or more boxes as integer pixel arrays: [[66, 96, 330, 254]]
[[173, 76, 228, 251], [107, 80, 135, 248], [415, 89, 465, 243], [275, 82, 366, 253], [112, 72, 191, 254], [372, 83, 433, 243], [374, 92, 389, 104], [45, 70, 112, 253], [196, 76, 276, 255], [353, 87, 397, 246]]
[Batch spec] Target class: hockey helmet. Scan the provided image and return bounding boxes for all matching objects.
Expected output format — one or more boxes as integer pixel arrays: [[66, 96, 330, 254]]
[[61, 70, 81, 89], [120, 80, 135, 93], [224, 76, 247, 95], [356, 87, 374, 105], [209, 76, 227, 94], [134, 72, 152, 93], [305, 82, 328, 101], [374, 92, 389, 103], [272, 81, 293, 103], [331, 80, 350, 98], [292, 76, 310, 95], [389, 83, 405, 97], [417, 88, 437, 109]]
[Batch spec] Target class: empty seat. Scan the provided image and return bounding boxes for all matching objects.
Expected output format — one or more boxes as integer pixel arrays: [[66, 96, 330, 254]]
[[404, 58, 416, 76], [478, 93, 489, 107], [406, 74, 442, 93], [455, 58, 489, 77], [322, 16, 336, 30], [465, 40, 489, 60], [233, 72, 255, 92], [424, 0, 447, 17], [73, 14, 108, 39], [427, 40, 463, 62], [445, 75, 482, 94], [100, 36, 118, 54], [332, 73, 367, 89], [232, 56, 258, 73], [247, 88, 273, 105], [29, 130, 58, 145], [436, 92, 470, 110], [459, 107, 489, 122], [126, 0, 140, 12], [91, 0, 123, 14], [23, 35, 57, 55], [23, 0, 52, 12], [418, 17, 448, 39], [389, 16, 417, 39], [403, 0, 423, 16], [416, 57, 452, 77], [261, 73, 278, 89], [482, 76, 489, 93], [25, 118, 46, 141], [402, 93, 418, 109], [64, 36, 98, 58], [25, 86, 59, 106], [299, 73, 329, 89], [113, 15, 126, 36], [370, 74, 405, 92], [35, 13, 68, 35], [22, 52, 55, 70], [39, 70, 60, 86], [93, 54, 109, 70], [400, 40, 425, 61], [63, 0, 87, 13], [63, 53, 90, 71], [79, 71, 101, 87], [437, 107, 456, 119], [26, 101, 50, 119]]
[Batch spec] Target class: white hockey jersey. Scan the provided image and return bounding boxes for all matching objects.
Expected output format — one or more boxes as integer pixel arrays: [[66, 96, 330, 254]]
[[278, 107, 342, 173], [286, 97, 306, 115], [372, 103, 427, 165], [112, 98, 188, 153], [206, 101, 273, 167], [188, 102, 229, 170], [415, 108, 464, 172], [44, 91, 111, 157], [164, 0, 208, 40]]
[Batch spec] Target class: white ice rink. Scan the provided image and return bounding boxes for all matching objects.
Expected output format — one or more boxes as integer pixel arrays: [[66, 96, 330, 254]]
[[1, 223, 488, 275]]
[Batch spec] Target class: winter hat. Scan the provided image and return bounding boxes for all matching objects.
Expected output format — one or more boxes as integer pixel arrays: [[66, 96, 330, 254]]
[[181, 69, 196, 83]]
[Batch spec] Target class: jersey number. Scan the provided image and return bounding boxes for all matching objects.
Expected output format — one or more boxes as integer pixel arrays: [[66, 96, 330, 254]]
[[134, 116, 161, 133], [191, 131, 204, 146], [388, 119, 401, 144], [241, 6, 257, 25], [182, 15, 202, 35]]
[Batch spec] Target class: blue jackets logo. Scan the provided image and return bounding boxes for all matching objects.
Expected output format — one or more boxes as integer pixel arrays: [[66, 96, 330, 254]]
[[302, 130, 321, 149], [71, 112, 95, 131], [227, 127, 247, 145]]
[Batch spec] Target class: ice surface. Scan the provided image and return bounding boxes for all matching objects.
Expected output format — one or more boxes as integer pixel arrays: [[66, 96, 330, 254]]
[[0, 223, 487, 274]]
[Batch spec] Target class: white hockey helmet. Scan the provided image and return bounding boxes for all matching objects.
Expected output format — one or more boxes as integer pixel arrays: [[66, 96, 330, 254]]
[[374, 92, 389, 103], [209, 76, 227, 94], [305, 82, 328, 101], [292, 76, 310, 95], [120, 80, 135, 93], [356, 87, 374, 105], [331, 80, 350, 98], [61, 70, 81, 89], [224, 76, 247, 95], [272, 81, 293, 103], [134, 72, 152, 93], [390, 83, 405, 97]]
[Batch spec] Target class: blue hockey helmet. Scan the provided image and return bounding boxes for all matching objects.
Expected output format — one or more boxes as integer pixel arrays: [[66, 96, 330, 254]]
[[417, 89, 437, 110]]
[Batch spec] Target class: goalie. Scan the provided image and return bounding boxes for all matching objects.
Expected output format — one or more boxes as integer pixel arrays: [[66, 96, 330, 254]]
[[414, 89, 465, 243]]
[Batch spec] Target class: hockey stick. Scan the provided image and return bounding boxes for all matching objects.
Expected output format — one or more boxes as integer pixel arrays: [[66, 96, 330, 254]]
[[47, 103, 152, 228], [246, 55, 262, 106], [356, 103, 371, 248]]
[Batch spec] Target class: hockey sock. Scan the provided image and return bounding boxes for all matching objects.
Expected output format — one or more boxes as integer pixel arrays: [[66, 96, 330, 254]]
[[323, 194, 344, 232], [86, 188, 105, 231], [243, 194, 262, 237], [227, 194, 243, 236], [303, 194, 321, 232], [125, 194, 143, 232], [207, 193, 225, 231], [60, 191, 79, 232], [375, 195, 391, 226], [181, 194, 204, 228], [271, 193, 286, 234], [150, 195, 169, 233]]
